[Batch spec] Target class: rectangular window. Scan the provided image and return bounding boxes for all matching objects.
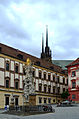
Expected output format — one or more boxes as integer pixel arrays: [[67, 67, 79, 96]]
[[72, 71, 76, 77], [48, 98, 51, 104], [53, 99, 55, 103], [39, 72, 41, 79], [48, 74, 50, 81], [57, 76, 60, 83], [23, 68, 26, 75], [15, 82, 18, 89], [63, 78, 65, 84], [33, 71, 35, 77], [57, 87, 60, 94], [72, 82, 76, 88], [44, 98, 47, 104], [6, 80, 9, 88], [72, 94, 76, 99], [6, 63, 9, 71], [39, 97, 42, 104], [44, 73, 46, 80], [48, 87, 51, 93], [44, 86, 46, 93], [53, 75, 55, 82], [39, 85, 42, 92], [15, 97, 18, 106], [15, 65, 18, 73], [53, 86, 55, 94], [5, 97, 9, 105]]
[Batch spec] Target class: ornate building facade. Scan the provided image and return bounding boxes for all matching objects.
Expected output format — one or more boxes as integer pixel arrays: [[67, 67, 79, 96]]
[[0, 27, 68, 108], [66, 58, 79, 102]]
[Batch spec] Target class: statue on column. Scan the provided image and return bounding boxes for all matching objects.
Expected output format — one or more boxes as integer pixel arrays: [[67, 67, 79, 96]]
[[23, 58, 35, 103]]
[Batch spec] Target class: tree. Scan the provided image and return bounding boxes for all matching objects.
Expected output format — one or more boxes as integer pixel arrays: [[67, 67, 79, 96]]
[[61, 90, 70, 99]]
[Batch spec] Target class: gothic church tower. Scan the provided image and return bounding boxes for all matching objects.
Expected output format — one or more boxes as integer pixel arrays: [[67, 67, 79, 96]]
[[41, 25, 52, 62]]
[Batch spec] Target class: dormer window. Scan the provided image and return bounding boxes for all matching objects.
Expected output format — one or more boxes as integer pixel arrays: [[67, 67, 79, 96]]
[[50, 66, 54, 70], [35, 61, 40, 66], [17, 54, 23, 60]]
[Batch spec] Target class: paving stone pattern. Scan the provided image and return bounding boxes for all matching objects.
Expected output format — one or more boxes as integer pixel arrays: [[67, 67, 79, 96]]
[[0, 105, 79, 119]]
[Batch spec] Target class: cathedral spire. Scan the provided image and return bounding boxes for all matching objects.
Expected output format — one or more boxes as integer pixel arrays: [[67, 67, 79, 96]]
[[42, 33, 44, 53], [46, 25, 48, 47]]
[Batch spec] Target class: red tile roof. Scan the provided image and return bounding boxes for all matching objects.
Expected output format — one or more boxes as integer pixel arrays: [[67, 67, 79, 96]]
[[0, 43, 67, 75]]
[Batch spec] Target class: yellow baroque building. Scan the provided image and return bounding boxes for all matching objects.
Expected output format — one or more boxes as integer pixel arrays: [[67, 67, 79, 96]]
[[0, 43, 68, 108]]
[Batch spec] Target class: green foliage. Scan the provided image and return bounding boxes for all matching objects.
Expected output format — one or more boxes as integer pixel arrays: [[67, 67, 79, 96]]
[[61, 90, 70, 99]]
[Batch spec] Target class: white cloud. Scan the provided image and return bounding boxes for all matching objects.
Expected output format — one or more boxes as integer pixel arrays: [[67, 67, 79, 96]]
[[0, 0, 79, 60]]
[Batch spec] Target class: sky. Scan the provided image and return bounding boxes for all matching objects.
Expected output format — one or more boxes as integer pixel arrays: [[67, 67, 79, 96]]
[[0, 0, 79, 60]]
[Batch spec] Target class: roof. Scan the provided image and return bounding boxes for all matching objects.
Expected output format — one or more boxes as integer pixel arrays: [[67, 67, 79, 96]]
[[66, 58, 79, 68], [0, 43, 67, 75], [53, 60, 74, 69]]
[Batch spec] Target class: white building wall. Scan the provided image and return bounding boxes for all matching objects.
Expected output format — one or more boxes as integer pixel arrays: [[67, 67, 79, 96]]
[[44, 80, 47, 85], [0, 57, 4, 68], [10, 73, 14, 87], [76, 71, 79, 77], [19, 63, 23, 73], [15, 61, 19, 64], [20, 75, 23, 88], [42, 80, 44, 91], [11, 61, 14, 71], [0, 71, 4, 86], [48, 81, 51, 86], [60, 85, 63, 94], [15, 74, 19, 79], [60, 76, 63, 83], [5, 71, 9, 77], [36, 69, 39, 77], [39, 79, 42, 84], [5, 58, 10, 62], [51, 73, 53, 81], [36, 79, 38, 91]]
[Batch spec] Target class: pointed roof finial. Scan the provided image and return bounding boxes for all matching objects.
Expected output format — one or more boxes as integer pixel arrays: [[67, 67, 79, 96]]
[[42, 33, 44, 53], [46, 25, 48, 47]]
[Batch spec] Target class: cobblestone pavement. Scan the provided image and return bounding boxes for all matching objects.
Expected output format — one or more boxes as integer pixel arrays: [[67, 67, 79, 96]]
[[0, 105, 79, 119]]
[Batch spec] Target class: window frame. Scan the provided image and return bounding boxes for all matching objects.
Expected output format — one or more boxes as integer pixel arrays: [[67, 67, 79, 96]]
[[72, 81, 76, 89], [71, 71, 76, 77], [39, 71, 42, 79], [72, 94, 76, 99], [15, 81, 19, 89], [39, 97, 42, 104], [5, 79, 9, 88], [6, 62, 9, 71], [15, 65, 19, 73]]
